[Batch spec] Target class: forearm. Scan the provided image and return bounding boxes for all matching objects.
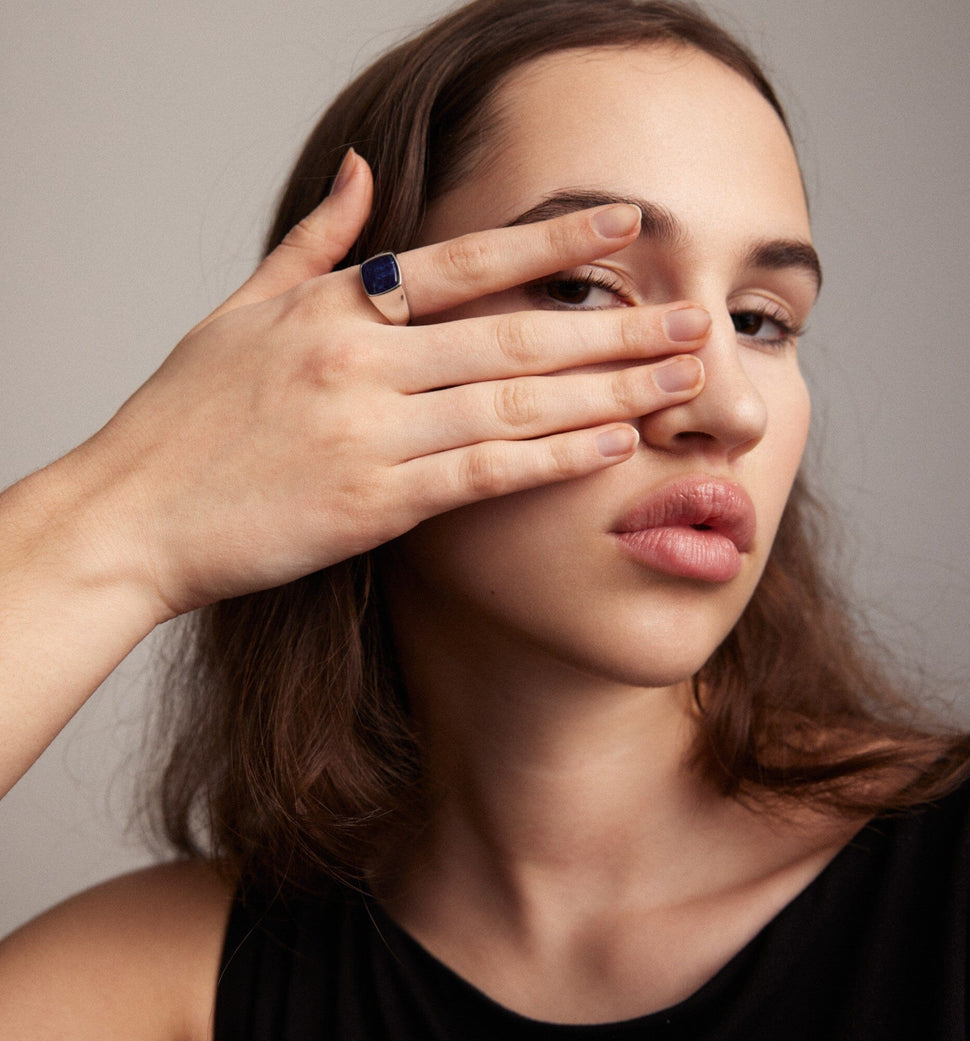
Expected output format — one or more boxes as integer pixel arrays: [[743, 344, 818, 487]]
[[0, 181, 705, 799], [0, 445, 164, 798]]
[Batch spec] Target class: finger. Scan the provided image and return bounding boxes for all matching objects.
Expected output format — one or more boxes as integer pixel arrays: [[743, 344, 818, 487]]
[[200, 150, 373, 328], [398, 202, 642, 319], [399, 423, 641, 516], [387, 304, 711, 392], [256, 150, 373, 291], [400, 356, 704, 456]]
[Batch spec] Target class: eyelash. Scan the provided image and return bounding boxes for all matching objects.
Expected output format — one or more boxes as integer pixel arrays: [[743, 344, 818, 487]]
[[526, 270, 805, 348], [524, 269, 628, 311], [731, 303, 805, 348]]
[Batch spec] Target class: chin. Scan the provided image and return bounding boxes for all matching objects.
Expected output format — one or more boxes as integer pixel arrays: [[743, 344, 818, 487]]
[[558, 642, 722, 693], [505, 598, 744, 693]]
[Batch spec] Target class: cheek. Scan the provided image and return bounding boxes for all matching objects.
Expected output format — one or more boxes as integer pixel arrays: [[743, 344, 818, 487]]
[[387, 473, 601, 615], [753, 353, 810, 463], [776, 372, 811, 472], [757, 370, 810, 530], [399, 483, 569, 575]]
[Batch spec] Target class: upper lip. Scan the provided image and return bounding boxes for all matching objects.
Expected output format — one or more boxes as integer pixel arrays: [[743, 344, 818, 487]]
[[612, 476, 756, 553]]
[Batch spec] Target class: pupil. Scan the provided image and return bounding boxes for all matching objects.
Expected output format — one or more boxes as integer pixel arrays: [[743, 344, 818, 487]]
[[549, 280, 590, 304], [733, 312, 762, 335]]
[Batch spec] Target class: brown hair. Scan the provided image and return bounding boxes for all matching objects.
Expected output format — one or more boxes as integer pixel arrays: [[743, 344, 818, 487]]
[[149, 0, 970, 893]]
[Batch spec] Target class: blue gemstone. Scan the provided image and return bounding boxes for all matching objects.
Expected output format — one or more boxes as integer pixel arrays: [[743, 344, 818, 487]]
[[360, 253, 400, 296]]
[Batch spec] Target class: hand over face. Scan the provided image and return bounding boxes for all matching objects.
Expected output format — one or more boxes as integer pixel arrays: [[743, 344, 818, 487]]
[[93, 151, 707, 620]]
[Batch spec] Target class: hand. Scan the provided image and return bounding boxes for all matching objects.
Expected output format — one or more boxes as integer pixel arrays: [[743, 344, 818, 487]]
[[85, 151, 708, 620]]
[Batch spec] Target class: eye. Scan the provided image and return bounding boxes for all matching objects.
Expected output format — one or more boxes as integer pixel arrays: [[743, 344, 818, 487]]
[[526, 269, 630, 311], [730, 307, 801, 348]]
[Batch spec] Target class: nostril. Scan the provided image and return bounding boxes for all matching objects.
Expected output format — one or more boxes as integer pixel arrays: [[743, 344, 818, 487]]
[[671, 430, 717, 443]]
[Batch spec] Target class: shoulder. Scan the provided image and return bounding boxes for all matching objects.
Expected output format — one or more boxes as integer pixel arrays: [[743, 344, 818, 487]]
[[0, 860, 234, 1041]]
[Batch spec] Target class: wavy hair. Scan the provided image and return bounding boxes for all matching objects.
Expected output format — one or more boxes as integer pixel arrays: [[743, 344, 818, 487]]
[[147, 0, 970, 893]]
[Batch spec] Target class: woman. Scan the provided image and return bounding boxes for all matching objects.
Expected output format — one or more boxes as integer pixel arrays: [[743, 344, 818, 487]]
[[1, 0, 968, 1036]]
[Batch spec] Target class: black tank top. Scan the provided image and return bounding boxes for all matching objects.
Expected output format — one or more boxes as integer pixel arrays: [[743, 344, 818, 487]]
[[215, 784, 970, 1039]]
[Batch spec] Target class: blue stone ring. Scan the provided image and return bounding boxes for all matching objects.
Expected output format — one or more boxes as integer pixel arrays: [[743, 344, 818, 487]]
[[359, 252, 411, 326]]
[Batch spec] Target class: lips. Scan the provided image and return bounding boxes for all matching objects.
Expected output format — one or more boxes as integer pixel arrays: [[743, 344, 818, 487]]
[[611, 477, 756, 583]]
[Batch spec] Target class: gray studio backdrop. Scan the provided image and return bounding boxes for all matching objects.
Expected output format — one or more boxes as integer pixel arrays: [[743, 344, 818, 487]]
[[2, 0, 968, 937]]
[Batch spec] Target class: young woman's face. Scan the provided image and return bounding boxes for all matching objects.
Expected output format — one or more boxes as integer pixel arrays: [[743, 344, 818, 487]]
[[387, 45, 817, 687]]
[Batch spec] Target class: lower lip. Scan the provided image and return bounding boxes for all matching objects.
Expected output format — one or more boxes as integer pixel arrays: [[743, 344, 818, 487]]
[[614, 527, 743, 583]]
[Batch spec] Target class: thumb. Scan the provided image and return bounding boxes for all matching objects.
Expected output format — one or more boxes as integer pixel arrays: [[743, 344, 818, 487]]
[[204, 149, 373, 324]]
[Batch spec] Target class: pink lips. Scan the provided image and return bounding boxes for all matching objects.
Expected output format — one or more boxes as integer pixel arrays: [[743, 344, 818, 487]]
[[611, 478, 756, 583]]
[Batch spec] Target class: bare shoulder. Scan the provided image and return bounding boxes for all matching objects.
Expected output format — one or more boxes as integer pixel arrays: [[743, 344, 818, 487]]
[[0, 860, 234, 1041]]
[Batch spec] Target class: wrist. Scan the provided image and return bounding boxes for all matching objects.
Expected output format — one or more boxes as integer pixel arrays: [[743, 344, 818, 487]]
[[1, 442, 175, 634]]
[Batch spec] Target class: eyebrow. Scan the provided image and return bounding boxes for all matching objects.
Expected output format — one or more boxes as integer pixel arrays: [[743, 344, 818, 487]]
[[506, 189, 823, 293]]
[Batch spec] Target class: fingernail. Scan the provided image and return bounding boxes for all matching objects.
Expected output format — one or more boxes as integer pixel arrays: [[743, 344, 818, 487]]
[[654, 356, 703, 393], [596, 426, 639, 457], [663, 306, 711, 342], [330, 148, 357, 196], [592, 204, 642, 239]]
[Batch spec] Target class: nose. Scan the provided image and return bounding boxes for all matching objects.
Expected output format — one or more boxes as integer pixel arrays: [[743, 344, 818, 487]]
[[640, 311, 767, 460]]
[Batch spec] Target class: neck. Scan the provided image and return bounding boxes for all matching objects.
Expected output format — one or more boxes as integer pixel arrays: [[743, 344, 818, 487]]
[[374, 563, 861, 1026], [382, 584, 722, 924]]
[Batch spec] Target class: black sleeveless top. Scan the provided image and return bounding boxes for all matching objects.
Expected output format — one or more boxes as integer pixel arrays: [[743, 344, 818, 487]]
[[215, 784, 970, 1040]]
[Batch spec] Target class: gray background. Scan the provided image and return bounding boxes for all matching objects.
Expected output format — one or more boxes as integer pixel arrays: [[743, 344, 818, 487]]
[[2, 0, 968, 937]]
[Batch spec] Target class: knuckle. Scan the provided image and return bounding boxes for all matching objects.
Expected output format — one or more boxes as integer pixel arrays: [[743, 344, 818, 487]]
[[320, 338, 358, 382], [547, 437, 581, 479], [616, 309, 647, 353], [494, 312, 541, 366], [298, 325, 370, 387], [542, 216, 577, 259], [441, 234, 493, 288], [493, 378, 541, 429], [608, 369, 643, 414], [457, 445, 507, 497], [351, 471, 389, 522], [280, 216, 320, 253], [334, 475, 397, 545]]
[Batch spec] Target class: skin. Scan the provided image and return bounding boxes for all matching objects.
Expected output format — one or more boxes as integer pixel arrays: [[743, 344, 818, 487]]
[[393, 44, 815, 689], [0, 109, 702, 1041], [379, 46, 844, 1022], [0, 43, 859, 1038]]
